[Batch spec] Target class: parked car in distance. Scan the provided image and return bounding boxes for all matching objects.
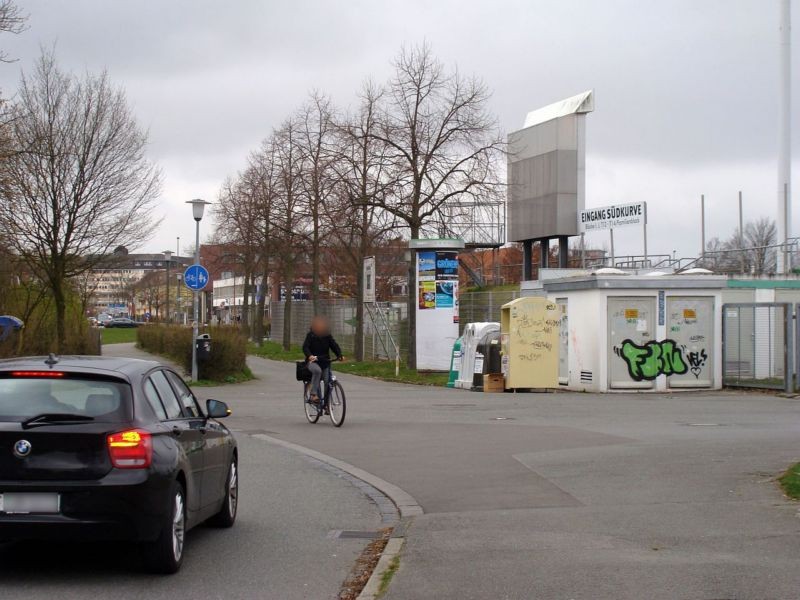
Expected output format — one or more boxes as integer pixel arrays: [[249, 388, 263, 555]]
[[105, 317, 139, 328], [0, 356, 238, 573]]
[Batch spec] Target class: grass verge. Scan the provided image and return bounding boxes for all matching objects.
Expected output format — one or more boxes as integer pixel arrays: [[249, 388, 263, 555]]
[[248, 340, 448, 386], [378, 555, 401, 598], [779, 462, 800, 500], [188, 366, 255, 387], [100, 327, 138, 345]]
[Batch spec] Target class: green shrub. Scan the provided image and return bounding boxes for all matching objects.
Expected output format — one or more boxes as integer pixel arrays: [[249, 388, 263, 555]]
[[0, 288, 100, 358], [137, 325, 248, 382]]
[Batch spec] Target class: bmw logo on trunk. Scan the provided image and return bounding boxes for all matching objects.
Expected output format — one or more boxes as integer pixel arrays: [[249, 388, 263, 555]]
[[13, 439, 31, 458]]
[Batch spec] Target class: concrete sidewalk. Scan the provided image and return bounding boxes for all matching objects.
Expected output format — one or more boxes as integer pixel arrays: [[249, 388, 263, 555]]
[[105, 343, 800, 599]]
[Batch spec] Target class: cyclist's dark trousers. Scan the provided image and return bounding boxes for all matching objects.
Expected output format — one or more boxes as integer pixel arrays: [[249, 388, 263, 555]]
[[308, 362, 330, 398]]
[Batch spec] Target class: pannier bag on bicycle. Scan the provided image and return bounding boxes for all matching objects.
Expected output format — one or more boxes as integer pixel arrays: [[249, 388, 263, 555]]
[[296, 360, 311, 382]]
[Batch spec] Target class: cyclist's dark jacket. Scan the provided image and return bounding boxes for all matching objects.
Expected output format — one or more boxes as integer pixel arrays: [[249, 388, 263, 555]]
[[302, 330, 342, 368]]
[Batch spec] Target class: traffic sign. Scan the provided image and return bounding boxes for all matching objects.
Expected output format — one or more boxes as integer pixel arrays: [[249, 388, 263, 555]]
[[183, 264, 209, 291]]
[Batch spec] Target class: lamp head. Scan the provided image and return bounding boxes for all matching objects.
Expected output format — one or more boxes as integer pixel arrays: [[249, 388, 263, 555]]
[[186, 198, 211, 222]]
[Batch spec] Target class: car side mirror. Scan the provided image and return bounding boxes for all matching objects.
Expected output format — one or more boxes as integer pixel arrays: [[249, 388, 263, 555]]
[[206, 399, 231, 419]]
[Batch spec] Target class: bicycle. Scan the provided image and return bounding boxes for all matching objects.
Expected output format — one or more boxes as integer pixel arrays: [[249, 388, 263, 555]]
[[302, 361, 346, 427]]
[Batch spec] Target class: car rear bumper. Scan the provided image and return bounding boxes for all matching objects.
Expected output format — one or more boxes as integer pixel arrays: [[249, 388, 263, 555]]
[[0, 469, 171, 542]]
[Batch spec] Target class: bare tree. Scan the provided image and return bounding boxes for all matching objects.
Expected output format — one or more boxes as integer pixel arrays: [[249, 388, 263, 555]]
[[329, 82, 397, 360], [271, 120, 309, 350], [245, 143, 280, 344], [0, 52, 161, 350], [0, 0, 26, 63], [214, 174, 262, 332], [370, 44, 504, 367], [744, 217, 777, 274], [295, 92, 338, 314]]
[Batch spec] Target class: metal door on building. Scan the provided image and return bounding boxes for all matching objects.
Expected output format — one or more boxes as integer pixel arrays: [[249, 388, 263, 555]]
[[608, 297, 656, 389], [557, 298, 568, 386], [666, 297, 714, 388]]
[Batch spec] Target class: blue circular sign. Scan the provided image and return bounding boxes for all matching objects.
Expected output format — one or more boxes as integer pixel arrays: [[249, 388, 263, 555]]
[[183, 264, 209, 291]]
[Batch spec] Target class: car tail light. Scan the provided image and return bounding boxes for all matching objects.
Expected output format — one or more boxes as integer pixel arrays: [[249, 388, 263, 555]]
[[107, 429, 152, 469], [11, 371, 65, 378]]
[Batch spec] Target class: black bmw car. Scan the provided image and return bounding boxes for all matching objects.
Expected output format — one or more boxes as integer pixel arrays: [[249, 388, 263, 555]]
[[0, 355, 238, 574]]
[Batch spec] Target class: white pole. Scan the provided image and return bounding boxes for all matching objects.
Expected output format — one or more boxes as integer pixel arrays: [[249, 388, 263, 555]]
[[643, 202, 648, 267], [609, 228, 615, 267], [778, 0, 791, 274]]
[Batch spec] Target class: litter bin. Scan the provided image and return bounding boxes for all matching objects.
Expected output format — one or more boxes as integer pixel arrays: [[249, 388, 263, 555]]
[[196, 333, 212, 363], [472, 329, 501, 390]]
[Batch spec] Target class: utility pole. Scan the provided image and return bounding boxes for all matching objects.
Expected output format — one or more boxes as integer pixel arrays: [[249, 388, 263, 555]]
[[700, 194, 706, 265], [163, 250, 172, 323], [739, 191, 745, 274], [777, 0, 792, 274]]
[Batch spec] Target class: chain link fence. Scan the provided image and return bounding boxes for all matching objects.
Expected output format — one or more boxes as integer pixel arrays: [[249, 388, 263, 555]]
[[269, 291, 523, 360], [458, 290, 520, 334], [269, 299, 407, 360]]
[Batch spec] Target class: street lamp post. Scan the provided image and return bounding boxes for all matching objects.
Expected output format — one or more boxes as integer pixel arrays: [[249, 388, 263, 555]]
[[186, 199, 210, 381], [162, 250, 173, 324]]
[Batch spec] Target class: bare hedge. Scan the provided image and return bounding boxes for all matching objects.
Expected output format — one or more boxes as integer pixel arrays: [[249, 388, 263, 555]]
[[137, 325, 248, 382]]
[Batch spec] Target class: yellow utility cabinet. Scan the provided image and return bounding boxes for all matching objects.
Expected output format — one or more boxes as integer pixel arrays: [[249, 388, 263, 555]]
[[501, 297, 560, 389]]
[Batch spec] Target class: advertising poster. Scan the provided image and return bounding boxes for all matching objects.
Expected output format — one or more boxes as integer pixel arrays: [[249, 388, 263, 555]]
[[419, 281, 436, 309], [435, 251, 459, 281], [436, 281, 455, 308], [418, 252, 436, 281]]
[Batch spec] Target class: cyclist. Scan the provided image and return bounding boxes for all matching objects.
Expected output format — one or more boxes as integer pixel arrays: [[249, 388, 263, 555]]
[[302, 315, 344, 404]]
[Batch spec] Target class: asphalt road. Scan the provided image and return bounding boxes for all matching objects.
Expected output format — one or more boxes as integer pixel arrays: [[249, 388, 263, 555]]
[[103, 343, 800, 599], [0, 424, 382, 600]]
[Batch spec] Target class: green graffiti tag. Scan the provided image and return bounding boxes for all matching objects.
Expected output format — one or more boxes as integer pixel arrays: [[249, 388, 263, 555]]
[[616, 339, 688, 381]]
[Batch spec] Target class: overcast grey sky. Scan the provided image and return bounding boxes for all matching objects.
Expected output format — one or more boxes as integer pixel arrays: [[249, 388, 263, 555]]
[[1, 0, 797, 260]]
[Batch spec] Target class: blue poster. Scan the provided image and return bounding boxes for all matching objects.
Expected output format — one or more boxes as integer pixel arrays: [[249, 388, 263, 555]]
[[435, 252, 459, 280], [417, 251, 436, 281], [436, 281, 455, 308]]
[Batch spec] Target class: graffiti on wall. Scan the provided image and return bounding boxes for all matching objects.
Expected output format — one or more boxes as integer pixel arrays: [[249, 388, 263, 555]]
[[615, 338, 711, 381], [686, 348, 708, 379], [614, 338, 688, 381]]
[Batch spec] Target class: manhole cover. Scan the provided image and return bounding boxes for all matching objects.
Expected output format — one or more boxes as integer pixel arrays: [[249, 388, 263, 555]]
[[491, 417, 514, 421], [682, 423, 727, 427], [432, 403, 477, 408]]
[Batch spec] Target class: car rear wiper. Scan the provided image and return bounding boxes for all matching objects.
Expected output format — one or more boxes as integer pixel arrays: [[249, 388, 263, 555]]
[[22, 413, 95, 429]]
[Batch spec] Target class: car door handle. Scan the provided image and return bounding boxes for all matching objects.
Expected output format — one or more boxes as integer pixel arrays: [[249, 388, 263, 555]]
[[172, 426, 182, 437]]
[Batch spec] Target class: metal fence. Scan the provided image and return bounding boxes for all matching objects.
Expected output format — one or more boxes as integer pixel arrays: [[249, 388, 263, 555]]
[[458, 290, 520, 334], [269, 299, 406, 360], [722, 303, 793, 391]]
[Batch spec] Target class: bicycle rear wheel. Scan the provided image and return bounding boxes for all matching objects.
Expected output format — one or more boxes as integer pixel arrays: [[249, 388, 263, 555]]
[[328, 382, 346, 427], [303, 383, 321, 424]]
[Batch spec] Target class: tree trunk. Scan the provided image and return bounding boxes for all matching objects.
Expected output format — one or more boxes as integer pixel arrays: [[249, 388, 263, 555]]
[[282, 265, 294, 351], [354, 207, 369, 362], [254, 259, 270, 346], [240, 270, 251, 334], [53, 280, 67, 353], [312, 215, 320, 314], [406, 224, 420, 369]]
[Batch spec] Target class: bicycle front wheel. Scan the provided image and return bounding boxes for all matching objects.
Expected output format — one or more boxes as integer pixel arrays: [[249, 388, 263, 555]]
[[328, 382, 346, 427], [303, 383, 320, 424]]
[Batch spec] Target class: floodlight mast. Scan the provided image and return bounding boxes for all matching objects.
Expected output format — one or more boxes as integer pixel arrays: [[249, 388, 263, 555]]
[[777, 0, 791, 274]]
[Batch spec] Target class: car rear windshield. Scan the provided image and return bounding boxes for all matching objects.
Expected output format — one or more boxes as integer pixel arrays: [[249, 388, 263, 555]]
[[0, 374, 133, 423]]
